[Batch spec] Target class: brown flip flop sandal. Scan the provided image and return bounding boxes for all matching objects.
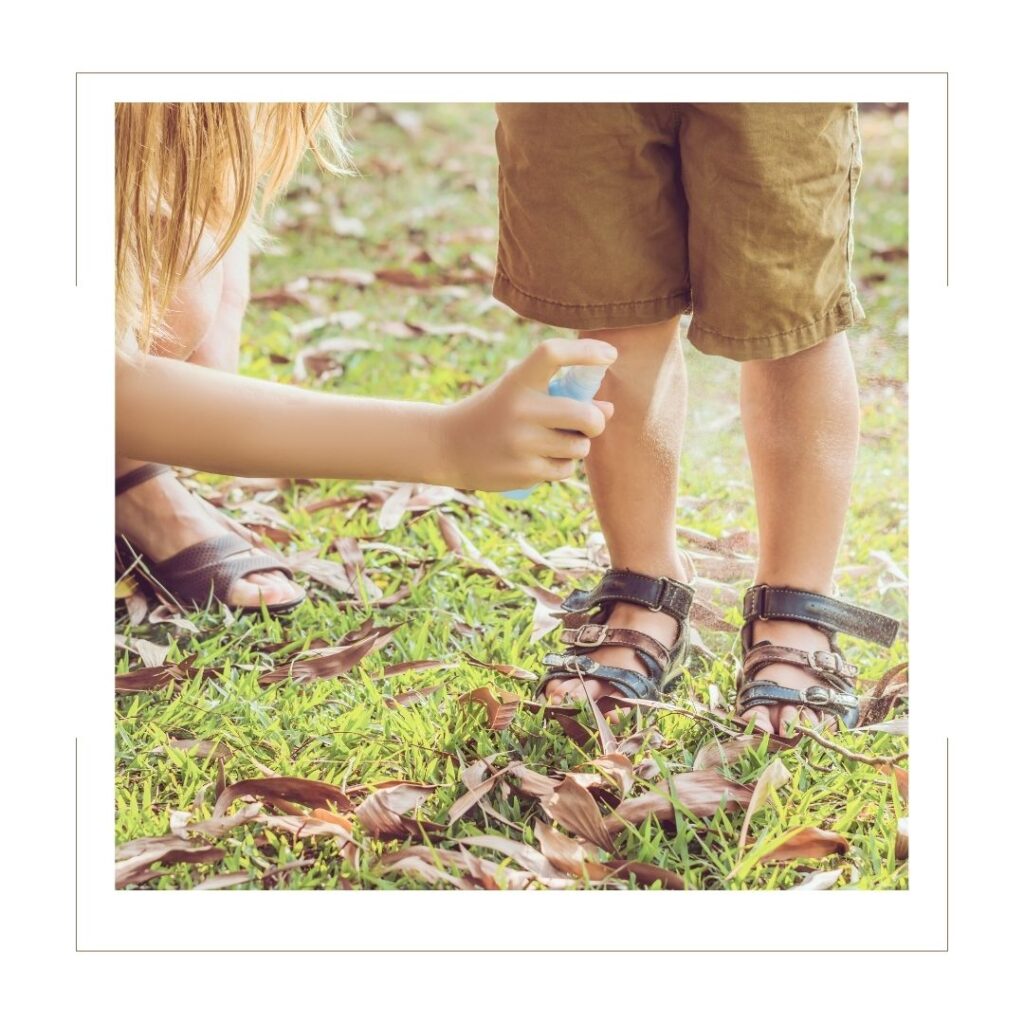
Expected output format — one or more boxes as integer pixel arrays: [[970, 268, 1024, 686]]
[[115, 463, 305, 615]]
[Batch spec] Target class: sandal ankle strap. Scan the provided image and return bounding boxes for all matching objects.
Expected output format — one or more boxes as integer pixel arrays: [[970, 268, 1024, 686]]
[[116, 463, 172, 496], [562, 570, 694, 624], [742, 584, 898, 647]]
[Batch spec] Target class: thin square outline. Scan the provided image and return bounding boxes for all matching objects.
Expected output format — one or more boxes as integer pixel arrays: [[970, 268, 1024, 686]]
[[85, 70, 934, 953]]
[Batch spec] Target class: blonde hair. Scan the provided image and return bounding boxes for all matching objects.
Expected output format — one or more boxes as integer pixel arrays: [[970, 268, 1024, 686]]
[[115, 103, 348, 351]]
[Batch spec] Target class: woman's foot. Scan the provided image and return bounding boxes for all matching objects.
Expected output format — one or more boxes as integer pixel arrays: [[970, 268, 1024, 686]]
[[737, 618, 829, 735], [116, 463, 304, 610]]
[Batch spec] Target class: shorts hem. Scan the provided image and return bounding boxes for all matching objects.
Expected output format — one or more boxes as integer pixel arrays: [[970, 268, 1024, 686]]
[[687, 293, 867, 362], [493, 272, 692, 330]]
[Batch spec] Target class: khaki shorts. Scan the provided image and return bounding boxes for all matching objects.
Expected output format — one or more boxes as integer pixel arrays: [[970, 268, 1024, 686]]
[[494, 103, 866, 361]]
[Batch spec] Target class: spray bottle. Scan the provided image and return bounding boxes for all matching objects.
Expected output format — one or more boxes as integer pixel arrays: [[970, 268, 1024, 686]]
[[503, 363, 608, 500]]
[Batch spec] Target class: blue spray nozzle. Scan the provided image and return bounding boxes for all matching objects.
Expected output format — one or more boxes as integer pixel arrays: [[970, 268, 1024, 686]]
[[503, 364, 608, 500]]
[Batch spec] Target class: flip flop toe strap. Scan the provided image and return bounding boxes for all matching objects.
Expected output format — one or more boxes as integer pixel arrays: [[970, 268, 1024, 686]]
[[153, 534, 293, 605]]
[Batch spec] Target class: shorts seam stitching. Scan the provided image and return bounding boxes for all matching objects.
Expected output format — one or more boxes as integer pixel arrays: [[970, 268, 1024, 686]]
[[495, 270, 688, 311], [692, 297, 855, 343]]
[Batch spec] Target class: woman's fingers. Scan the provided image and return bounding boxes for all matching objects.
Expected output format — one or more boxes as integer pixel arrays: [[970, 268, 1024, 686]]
[[534, 394, 608, 436]]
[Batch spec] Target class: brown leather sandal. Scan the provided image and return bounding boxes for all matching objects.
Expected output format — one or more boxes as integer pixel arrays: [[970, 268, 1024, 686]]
[[116, 464, 305, 615], [735, 584, 899, 729], [539, 569, 695, 702]]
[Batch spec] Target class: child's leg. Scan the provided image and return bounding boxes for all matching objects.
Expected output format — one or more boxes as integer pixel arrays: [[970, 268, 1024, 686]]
[[543, 316, 691, 704], [116, 230, 302, 607], [739, 332, 860, 733]]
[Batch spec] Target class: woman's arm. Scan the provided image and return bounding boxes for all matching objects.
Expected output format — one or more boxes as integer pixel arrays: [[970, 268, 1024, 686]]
[[116, 338, 616, 491]]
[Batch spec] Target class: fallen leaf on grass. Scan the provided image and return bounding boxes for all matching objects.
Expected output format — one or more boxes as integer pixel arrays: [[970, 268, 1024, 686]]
[[378, 659, 456, 679], [458, 835, 566, 879], [602, 860, 688, 890], [213, 776, 355, 818], [586, 754, 636, 800], [448, 760, 520, 824], [541, 776, 615, 852], [355, 783, 440, 841], [115, 837, 224, 889], [791, 868, 845, 891], [880, 764, 909, 803], [758, 827, 849, 865], [258, 624, 400, 685], [692, 734, 794, 770], [853, 718, 909, 736], [285, 550, 356, 596], [459, 686, 521, 730], [509, 762, 557, 800], [115, 655, 197, 694], [156, 738, 232, 759], [436, 511, 507, 579], [737, 758, 792, 850], [535, 821, 606, 877], [463, 654, 537, 681], [895, 818, 909, 860], [131, 638, 170, 668], [294, 337, 380, 382], [385, 684, 444, 708], [334, 536, 384, 600], [377, 482, 415, 530], [606, 771, 753, 835], [194, 871, 252, 890], [310, 807, 354, 830], [376, 848, 473, 889], [544, 705, 594, 746], [290, 310, 364, 340], [185, 804, 263, 838], [521, 584, 565, 642], [307, 267, 376, 287]]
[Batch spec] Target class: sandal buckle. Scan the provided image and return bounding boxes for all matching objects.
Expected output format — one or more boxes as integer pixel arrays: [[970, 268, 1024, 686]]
[[574, 623, 608, 648], [803, 685, 832, 707], [810, 650, 838, 673], [650, 576, 669, 614]]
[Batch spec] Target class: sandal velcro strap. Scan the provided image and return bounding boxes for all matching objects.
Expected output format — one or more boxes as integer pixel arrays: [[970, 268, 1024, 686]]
[[742, 643, 858, 682], [743, 585, 898, 646], [561, 624, 671, 670], [541, 652, 661, 702], [562, 570, 694, 624]]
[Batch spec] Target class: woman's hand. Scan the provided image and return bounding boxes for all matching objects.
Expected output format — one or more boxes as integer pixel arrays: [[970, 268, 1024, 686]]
[[437, 338, 617, 492]]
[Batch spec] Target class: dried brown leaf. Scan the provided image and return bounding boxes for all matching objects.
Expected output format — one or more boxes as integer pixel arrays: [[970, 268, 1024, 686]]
[[692, 734, 794, 770], [115, 655, 197, 694], [606, 770, 753, 835], [458, 835, 566, 879], [258, 625, 399, 685], [385, 684, 444, 708], [459, 686, 521, 731], [378, 482, 415, 530], [463, 654, 537, 681], [759, 827, 849, 864], [541, 776, 615, 852], [508, 762, 558, 800], [213, 776, 354, 818], [354, 783, 438, 840], [535, 821, 606, 878], [895, 818, 909, 860], [737, 758, 792, 850]]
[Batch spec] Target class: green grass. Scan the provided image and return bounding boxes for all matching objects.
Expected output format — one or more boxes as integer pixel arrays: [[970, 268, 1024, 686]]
[[115, 103, 909, 890]]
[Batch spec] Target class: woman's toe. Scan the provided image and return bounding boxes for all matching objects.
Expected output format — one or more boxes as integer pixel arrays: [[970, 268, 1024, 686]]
[[228, 570, 303, 608]]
